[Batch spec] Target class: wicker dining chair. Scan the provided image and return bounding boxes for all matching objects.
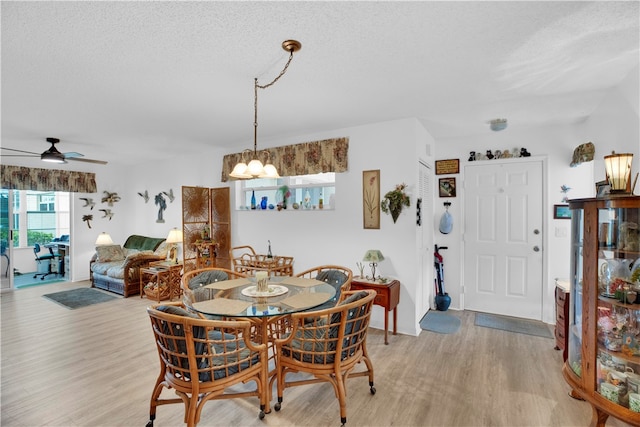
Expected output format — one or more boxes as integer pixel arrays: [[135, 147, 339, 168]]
[[180, 267, 248, 306], [273, 289, 376, 426], [229, 245, 257, 275], [146, 302, 269, 427], [296, 265, 353, 309]]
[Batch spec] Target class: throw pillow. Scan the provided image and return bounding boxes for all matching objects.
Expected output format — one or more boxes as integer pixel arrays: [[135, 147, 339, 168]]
[[188, 270, 229, 289], [154, 241, 169, 258], [95, 244, 125, 262]]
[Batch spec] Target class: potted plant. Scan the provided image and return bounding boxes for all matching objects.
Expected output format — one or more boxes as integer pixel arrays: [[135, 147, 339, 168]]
[[380, 183, 410, 223]]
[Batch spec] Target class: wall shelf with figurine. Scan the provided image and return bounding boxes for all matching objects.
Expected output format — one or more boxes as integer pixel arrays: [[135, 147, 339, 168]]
[[468, 147, 531, 161]]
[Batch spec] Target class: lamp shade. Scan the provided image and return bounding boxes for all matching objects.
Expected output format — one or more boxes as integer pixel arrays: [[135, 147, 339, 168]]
[[95, 232, 114, 246], [363, 250, 384, 263], [259, 162, 280, 178], [230, 161, 251, 179], [166, 228, 183, 244], [604, 152, 633, 192]]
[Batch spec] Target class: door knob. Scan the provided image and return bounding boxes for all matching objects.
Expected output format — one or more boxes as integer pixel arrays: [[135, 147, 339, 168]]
[[533, 229, 540, 235], [533, 246, 540, 252]]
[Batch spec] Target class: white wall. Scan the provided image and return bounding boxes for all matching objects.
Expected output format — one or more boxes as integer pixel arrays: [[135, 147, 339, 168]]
[[230, 118, 427, 336], [15, 67, 636, 333], [431, 66, 639, 325], [107, 118, 429, 336]]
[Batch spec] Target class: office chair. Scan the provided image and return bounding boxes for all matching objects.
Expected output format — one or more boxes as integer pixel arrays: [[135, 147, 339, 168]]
[[33, 243, 57, 280], [1, 240, 9, 278]]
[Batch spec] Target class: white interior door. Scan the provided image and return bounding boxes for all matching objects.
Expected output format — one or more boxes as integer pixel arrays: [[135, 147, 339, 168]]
[[463, 159, 544, 320], [418, 161, 434, 315]]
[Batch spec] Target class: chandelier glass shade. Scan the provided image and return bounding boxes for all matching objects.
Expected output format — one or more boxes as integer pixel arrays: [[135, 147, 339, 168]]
[[230, 40, 301, 180]]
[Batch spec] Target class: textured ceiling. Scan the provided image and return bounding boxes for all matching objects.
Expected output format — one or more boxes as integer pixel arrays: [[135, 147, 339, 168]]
[[1, 1, 638, 167]]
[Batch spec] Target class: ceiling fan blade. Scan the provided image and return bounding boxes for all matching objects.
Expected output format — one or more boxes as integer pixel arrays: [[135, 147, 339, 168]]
[[3, 139, 108, 165], [1, 147, 39, 155], [67, 157, 108, 165], [0, 154, 40, 157]]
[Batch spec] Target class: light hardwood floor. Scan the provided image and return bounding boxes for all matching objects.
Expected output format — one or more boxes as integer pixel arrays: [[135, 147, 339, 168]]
[[0, 281, 627, 427]]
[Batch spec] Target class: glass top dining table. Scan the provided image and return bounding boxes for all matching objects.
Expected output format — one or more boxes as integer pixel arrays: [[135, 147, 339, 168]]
[[185, 275, 336, 318]]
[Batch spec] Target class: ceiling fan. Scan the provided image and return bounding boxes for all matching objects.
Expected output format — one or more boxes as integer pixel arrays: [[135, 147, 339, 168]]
[[1, 137, 108, 165]]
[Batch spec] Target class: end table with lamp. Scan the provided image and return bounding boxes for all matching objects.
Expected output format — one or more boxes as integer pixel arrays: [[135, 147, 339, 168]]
[[353, 249, 400, 345], [140, 261, 183, 302]]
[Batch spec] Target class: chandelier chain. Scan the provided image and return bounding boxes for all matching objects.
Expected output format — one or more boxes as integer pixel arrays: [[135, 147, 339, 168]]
[[253, 49, 296, 153], [256, 50, 295, 90]]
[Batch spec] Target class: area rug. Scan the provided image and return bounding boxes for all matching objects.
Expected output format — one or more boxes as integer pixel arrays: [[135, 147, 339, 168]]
[[474, 312, 553, 339], [419, 310, 461, 334], [15, 272, 66, 289], [43, 287, 117, 309]]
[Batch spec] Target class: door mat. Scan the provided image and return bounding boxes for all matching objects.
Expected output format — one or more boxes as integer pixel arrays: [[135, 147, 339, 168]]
[[474, 312, 553, 339], [419, 310, 461, 334], [43, 287, 117, 309]]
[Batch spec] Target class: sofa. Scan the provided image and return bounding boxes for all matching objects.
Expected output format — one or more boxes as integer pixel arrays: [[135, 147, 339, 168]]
[[90, 235, 167, 297]]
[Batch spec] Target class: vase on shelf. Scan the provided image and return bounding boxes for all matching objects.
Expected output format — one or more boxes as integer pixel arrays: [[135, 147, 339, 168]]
[[260, 196, 268, 210]]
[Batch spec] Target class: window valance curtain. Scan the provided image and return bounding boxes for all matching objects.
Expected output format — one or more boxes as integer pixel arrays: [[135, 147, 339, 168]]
[[1, 165, 97, 193], [221, 137, 349, 182]]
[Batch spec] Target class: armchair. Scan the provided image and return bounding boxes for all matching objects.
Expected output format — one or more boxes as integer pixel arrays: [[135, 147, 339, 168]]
[[146, 302, 268, 427], [273, 289, 376, 426], [295, 265, 353, 310]]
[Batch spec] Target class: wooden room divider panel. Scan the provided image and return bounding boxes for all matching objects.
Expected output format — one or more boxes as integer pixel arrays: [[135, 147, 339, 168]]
[[181, 186, 231, 274]]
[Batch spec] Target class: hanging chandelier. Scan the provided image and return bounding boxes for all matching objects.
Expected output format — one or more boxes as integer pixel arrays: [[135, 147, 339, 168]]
[[229, 40, 302, 179]]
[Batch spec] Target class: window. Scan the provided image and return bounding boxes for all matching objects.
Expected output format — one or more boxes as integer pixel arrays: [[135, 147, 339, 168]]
[[237, 173, 335, 210], [10, 190, 70, 247]]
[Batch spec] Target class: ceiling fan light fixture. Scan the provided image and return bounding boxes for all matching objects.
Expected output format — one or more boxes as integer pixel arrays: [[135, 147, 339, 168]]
[[41, 149, 66, 163], [489, 118, 508, 132], [230, 39, 301, 180]]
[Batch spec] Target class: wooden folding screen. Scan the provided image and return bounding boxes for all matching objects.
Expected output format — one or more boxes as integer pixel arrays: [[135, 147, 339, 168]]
[[181, 186, 231, 274]]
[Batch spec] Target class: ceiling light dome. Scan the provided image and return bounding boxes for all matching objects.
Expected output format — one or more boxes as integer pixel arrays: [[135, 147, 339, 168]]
[[489, 118, 508, 131]]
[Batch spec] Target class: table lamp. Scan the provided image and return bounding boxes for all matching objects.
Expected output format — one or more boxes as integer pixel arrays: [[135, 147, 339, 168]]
[[95, 232, 114, 246], [604, 152, 633, 193], [166, 228, 183, 264], [363, 249, 384, 281]]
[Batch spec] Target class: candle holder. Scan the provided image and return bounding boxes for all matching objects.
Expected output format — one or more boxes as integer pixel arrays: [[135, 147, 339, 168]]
[[256, 271, 268, 293]]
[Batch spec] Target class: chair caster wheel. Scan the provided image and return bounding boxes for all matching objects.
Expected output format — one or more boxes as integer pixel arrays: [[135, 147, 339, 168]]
[[259, 410, 265, 419], [274, 402, 281, 411], [145, 421, 154, 427], [370, 386, 376, 395]]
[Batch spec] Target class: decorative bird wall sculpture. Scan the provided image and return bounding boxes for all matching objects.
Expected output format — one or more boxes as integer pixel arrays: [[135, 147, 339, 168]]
[[79, 197, 95, 210], [101, 191, 121, 206], [99, 209, 114, 220], [163, 189, 175, 203], [137, 190, 149, 203]]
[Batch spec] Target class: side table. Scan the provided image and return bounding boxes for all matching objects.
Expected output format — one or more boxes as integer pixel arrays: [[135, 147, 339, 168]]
[[194, 241, 216, 269], [350, 278, 400, 345], [140, 262, 183, 302]]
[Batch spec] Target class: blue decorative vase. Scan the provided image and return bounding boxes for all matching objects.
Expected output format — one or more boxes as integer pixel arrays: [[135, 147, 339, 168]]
[[260, 196, 267, 210], [435, 293, 451, 311]]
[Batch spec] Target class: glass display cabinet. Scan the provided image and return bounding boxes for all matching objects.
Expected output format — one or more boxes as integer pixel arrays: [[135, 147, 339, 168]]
[[564, 196, 640, 426]]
